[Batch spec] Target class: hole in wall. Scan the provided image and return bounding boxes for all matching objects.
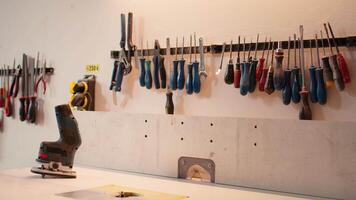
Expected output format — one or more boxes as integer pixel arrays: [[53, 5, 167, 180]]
[[145, 120, 148, 123], [181, 121, 184, 125], [254, 143, 257, 146], [254, 125, 257, 129], [210, 123, 214, 126], [210, 139, 213, 143], [181, 137, 184, 141], [145, 134, 148, 138]]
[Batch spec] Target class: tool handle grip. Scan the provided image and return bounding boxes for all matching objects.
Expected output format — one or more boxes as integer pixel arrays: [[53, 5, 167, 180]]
[[5, 96, 12, 117], [139, 58, 146, 87], [186, 64, 193, 95], [224, 63, 234, 85], [240, 62, 250, 95], [299, 90, 312, 120], [120, 14, 126, 49], [13, 76, 20, 97], [27, 96, 36, 123], [234, 64, 241, 88], [337, 53, 351, 84], [170, 60, 179, 90], [144, 61, 152, 89], [291, 68, 301, 103], [256, 58, 265, 81], [329, 55, 345, 91], [0, 89, 4, 108], [316, 68, 327, 105], [249, 60, 258, 93], [258, 68, 268, 92], [274, 53, 285, 90], [10, 76, 16, 97], [192, 62, 201, 93], [160, 57, 167, 89], [19, 97, 26, 121], [114, 62, 125, 92], [321, 57, 334, 88], [309, 67, 318, 103], [282, 70, 292, 105], [165, 91, 174, 115], [153, 56, 160, 89], [177, 60, 185, 90], [264, 69, 275, 95], [109, 61, 119, 90]]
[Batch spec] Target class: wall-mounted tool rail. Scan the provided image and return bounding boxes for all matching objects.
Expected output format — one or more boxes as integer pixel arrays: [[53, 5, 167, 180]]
[[0, 67, 54, 76], [111, 36, 356, 59]]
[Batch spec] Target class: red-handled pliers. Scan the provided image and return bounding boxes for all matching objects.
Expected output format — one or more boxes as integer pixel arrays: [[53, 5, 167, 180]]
[[35, 60, 47, 95]]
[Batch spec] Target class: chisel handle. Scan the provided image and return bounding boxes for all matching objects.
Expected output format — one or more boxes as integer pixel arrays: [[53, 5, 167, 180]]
[[114, 62, 125, 92], [274, 51, 285, 90], [192, 62, 201, 93], [177, 60, 185, 90], [329, 55, 345, 91], [139, 58, 146, 87], [165, 91, 174, 115], [27, 96, 36, 123], [309, 67, 318, 103], [256, 58, 265, 81], [258, 68, 268, 92], [240, 62, 250, 96], [109, 61, 119, 91], [186, 63, 193, 95], [170, 60, 179, 90], [5, 96, 12, 117], [19, 97, 26, 121], [153, 55, 160, 89], [144, 60, 152, 89], [282, 70, 292, 105], [337, 53, 351, 84], [291, 68, 301, 103], [299, 90, 312, 120], [316, 68, 327, 105], [234, 64, 241, 88], [249, 59, 258, 93], [160, 57, 167, 89], [224, 63, 234, 85], [321, 57, 334, 88]]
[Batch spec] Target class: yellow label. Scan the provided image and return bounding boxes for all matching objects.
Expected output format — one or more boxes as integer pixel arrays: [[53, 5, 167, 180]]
[[85, 64, 100, 72]]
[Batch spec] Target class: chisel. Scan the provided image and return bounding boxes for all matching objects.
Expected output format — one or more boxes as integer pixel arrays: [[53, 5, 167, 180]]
[[291, 34, 301, 103], [192, 33, 201, 93], [186, 35, 193, 95], [19, 54, 28, 121], [328, 22, 351, 84], [165, 38, 174, 114], [224, 40, 234, 85], [234, 36, 241, 88], [249, 34, 259, 93], [145, 41, 152, 89], [323, 23, 344, 91], [315, 34, 327, 105], [177, 37, 186, 90], [259, 38, 271, 92], [282, 37, 292, 105], [320, 30, 334, 88], [299, 25, 312, 120], [256, 37, 267, 82], [138, 42, 146, 87], [274, 40, 285, 91], [264, 43, 275, 95], [309, 40, 318, 103], [240, 38, 251, 96], [170, 37, 179, 90]]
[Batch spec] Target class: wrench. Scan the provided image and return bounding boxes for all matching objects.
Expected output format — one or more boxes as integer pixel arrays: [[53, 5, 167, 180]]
[[199, 38, 208, 79]]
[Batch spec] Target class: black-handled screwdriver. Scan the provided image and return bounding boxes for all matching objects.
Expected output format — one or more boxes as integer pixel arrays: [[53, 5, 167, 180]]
[[186, 35, 193, 95], [192, 33, 201, 93], [291, 34, 301, 103], [165, 38, 174, 114], [177, 37, 186, 90], [170, 37, 179, 90], [224, 40, 234, 85], [145, 41, 152, 89], [139, 42, 146, 87]]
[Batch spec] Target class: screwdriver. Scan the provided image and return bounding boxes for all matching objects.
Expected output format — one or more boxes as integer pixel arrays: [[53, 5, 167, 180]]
[[138, 41, 146, 87], [298, 25, 312, 120], [282, 37, 292, 105], [234, 36, 241, 88], [256, 37, 267, 82], [324, 23, 344, 91], [274, 40, 285, 91], [192, 33, 201, 93], [328, 22, 351, 84], [224, 40, 234, 85], [259, 38, 271, 92], [240, 38, 252, 96], [186, 35, 193, 95], [264, 42, 275, 95], [10, 59, 20, 98], [320, 30, 334, 88], [309, 40, 318, 103], [177, 37, 186, 90], [153, 40, 161, 89], [5, 65, 12, 117], [170, 37, 179, 90], [144, 41, 152, 89], [291, 34, 301, 103], [0, 66, 5, 108], [165, 38, 174, 115], [159, 42, 167, 89], [315, 33, 327, 105], [249, 34, 259, 93]]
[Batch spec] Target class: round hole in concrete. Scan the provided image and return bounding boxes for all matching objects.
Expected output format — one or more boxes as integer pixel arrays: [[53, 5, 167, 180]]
[[181, 121, 184, 125], [145, 134, 148, 138], [254, 125, 257, 129], [210, 123, 214, 126], [210, 139, 213, 143], [180, 137, 184, 141], [254, 143, 257, 146]]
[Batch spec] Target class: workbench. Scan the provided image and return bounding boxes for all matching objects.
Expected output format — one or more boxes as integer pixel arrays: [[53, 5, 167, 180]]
[[0, 166, 328, 200]]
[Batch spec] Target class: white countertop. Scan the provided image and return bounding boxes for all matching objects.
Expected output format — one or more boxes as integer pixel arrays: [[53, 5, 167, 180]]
[[0, 166, 326, 200]]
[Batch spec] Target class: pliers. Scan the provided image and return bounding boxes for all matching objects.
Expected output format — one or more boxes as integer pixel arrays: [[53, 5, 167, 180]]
[[35, 60, 47, 95]]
